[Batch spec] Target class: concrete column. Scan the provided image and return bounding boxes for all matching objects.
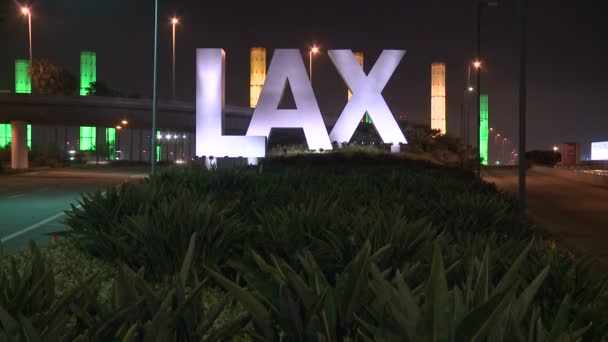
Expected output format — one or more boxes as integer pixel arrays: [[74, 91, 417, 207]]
[[11, 121, 28, 169], [390, 143, 400, 153]]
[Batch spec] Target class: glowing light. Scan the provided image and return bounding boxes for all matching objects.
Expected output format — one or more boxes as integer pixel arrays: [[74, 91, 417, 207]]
[[79, 126, 96, 151], [0, 124, 10, 147], [165, 134, 171, 139], [15, 60, 31, 94], [473, 60, 482, 69], [468, 86, 474, 92], [552, 145, 559, 152], [27, 124, 31, 149], [116, 125, 122, 130], [479, 94, 489, 165], [250, 47, 266, 108], [80, 51, 97, 96], [195, 49, 267, 159], [591, 142, 608, 160], [106, 128, 116, 161], [21, 7, 30, 15], [171, 17, 179, 25], [328, 49, 407, 145], [121, 120, 128, 125], [248, 49, 332, 151], [311, 46, 319, 54], [431, 62, 446, 134]]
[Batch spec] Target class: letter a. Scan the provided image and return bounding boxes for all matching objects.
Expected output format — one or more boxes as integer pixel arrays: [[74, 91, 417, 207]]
[[328, 50, 407, 145], [196, 49, 266, 158], [247, 49, 332, 151]]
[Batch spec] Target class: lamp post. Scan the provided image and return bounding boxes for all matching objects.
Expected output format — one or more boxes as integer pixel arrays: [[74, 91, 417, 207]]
[[518, 0, 528, 213], [475, 0, 498, 176], [21, 6, 32, 63], [151, 0, 159, 175], [171, 17, 179, 99], [309, 46, 319, 82], [463, 64, 475, 163]]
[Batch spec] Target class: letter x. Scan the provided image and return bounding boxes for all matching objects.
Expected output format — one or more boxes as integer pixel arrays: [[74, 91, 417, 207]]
[[328, 50, 407, 145]]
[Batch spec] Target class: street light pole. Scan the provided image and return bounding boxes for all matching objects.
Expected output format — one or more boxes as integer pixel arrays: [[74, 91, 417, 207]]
[[309, 46, 319, 83], [476, 3, 483, 176], [518, 0, 527, 213], [21, 7, 32, 63], [171, 18, 179, 99], [151, 0, 159, 175], [309, 50, 312, 81]]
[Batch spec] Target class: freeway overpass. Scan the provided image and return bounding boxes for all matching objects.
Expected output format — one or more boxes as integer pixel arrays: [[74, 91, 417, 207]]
[[1, 93, 337, 168]]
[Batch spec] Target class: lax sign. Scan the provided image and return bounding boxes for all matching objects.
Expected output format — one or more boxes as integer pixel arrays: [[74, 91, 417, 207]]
[[196, 48, 407, 159]]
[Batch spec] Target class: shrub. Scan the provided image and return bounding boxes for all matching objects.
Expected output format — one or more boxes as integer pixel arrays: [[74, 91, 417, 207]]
[[60, 152, 608, 339]]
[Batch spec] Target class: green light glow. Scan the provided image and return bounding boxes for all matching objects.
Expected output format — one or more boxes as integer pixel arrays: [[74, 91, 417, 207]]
[[480, 94, 489, 166], [80, 126, 96, 151], [0, 123, 32, 149], [80, 51, 97, 96], [106, 127, 116, 160], [0, 124, 10, 148], [156, 131, 161, 162], [27, 124, 31, 149], [15, 60, 31, 94]]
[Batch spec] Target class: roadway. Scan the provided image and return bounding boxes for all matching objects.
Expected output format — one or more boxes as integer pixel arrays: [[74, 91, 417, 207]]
[[484, 166, 608, 268], [0, 168, 146, 254]]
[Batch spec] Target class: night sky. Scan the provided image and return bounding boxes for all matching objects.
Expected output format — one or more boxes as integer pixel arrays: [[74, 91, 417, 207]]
[[1, 0, 607, 158]]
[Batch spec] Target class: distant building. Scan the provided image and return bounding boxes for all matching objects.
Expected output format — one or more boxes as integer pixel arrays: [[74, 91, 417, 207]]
[[562, 142, 581, 166]]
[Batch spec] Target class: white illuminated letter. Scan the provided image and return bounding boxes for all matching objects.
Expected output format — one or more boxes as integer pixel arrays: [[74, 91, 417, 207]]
[[247, 49, 332, 151], [328, 50, 407, 145], [196, 49, 266, 158]]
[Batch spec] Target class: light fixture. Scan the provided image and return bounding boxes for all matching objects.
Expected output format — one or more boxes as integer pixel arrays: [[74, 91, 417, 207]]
[[121, 120, 128, 125], [473, 60, 482, 69]]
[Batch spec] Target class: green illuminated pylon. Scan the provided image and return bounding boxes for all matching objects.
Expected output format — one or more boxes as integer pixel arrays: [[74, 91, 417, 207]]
[[27, 124, 31, 149], [0, 124, 31, 148], [479, 94, 489, 166], [106, 128, 116, 160], [80, 126, 96, 151], [80, 51, 97, 96], [15, 60, 31, 94], [156, 131, 161, 162], [0, 124, 10, 147]]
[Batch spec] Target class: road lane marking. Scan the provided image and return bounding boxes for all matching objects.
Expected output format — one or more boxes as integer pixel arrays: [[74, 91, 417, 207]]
[[0, 204, 81, 243]]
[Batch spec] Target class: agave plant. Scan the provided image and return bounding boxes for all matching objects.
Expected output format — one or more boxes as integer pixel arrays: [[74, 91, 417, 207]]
[[360, 241, 593, 341], [63, 233, 251, 341], [207, 241, 389, 341], [0, 241, 99, 340], [1, 236, 251, 341]]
